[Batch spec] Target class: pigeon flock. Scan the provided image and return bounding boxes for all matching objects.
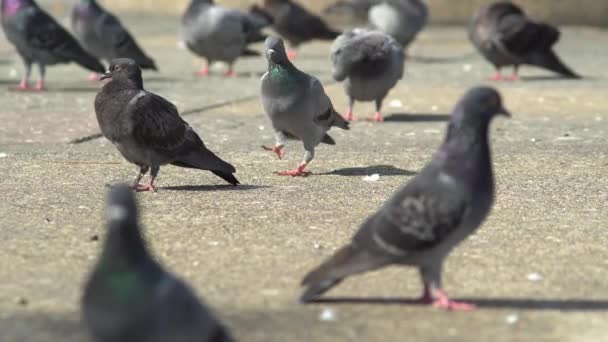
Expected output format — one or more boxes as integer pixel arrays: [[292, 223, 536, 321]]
[[0, 0, 583, 340]]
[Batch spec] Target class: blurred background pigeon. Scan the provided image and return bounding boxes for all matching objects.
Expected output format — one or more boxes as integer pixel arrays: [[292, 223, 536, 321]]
[[71, 0, 157, 81], [1, 0, 105, 90], [368, 0, 428, 50], [82, 184, 233, 342], [469, 1, 580, 80], [331, 28, 404, 122]]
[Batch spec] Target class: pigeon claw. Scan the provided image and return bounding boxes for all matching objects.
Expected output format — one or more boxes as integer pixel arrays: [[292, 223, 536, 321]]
[[262, 145, 284, 160], [370, 112, 384, 122], [508, 74, 520, 81], [431, 291, 475, 311], [225, 70, 237, 78], [488, 72, 503, 81], [277, 164, 310, 177], [196, 67, 209, 77], [343, 111, 356, 121], [34, 80, 45, 91], [131, 183, 156, 193]]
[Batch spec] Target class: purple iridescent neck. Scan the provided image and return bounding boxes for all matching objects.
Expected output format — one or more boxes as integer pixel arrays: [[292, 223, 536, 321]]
[[3, 0, 29, 15]]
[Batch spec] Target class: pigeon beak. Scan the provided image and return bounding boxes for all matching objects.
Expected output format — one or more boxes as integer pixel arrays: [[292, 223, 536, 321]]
[[99, 72, 112, 81], [499, 106, 511, 117], [267, 49, 276, 60]]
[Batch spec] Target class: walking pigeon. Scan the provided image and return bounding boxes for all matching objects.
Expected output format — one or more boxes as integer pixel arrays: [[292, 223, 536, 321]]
[[71, 0, 157, 80], [251, 0, 340, 59], [301, 86, 510, 310], [260, 36, 349, 176], [181, 0, 270, 77], [331, 28, 404, 122], [82, 184, 233, 342], [94, 58, 239, 191], [469, 1, 580, 80], [1, 0, 105, 90]]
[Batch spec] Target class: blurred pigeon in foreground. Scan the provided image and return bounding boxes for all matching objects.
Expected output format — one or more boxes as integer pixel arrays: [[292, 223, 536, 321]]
[[331, 28, 404, 122], [251, 0, 340, 59], [469, 1, 580, 80], [261, 36, 349, 176], [95, 58, 239, 192], [181, 0, 270, 77], [301, 86, 510, 310], [368, 0, 428, 50], [1, 0, 105, 90], [82, 184, 233, 342], [71, 0, 157, 80]]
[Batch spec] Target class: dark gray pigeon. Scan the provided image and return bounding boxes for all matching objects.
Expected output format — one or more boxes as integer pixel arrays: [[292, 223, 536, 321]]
[[331, 28, 404, 122], [261, 36, 349, 176], [82, 184, 233, 342], [95, 58, 239, 192], [181, 0, 270, 77], [1, 0, 105, 90], [469, 1, 580, 80], [368, 0, 428, 49], [301, 86, 510, 310], [71, 0, 157, 80], [251, 0, 340, 59]]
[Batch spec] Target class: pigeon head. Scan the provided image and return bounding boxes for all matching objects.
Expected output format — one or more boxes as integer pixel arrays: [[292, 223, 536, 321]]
[[102, 184, 148, 264], [264, 36, 289, 65], [450, 86, 510, 131], [101, 58, 143, 89]]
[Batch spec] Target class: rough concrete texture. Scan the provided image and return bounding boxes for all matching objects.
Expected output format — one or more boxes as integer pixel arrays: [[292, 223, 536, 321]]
[[1, 14, 608, 342]]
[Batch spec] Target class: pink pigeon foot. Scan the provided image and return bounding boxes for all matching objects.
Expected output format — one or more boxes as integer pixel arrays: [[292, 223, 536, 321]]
[[34, 80, 45, 91], [17, 78, 29, 91], [488, 72, 503, 81], [225, 70, 237, 78], [277, 163, 310, 177], [508, 74, 520, 81], [343, 109, 356, 121], [130, 183, 156, 192], [432, 290, 475, 311], [196, 67, 209, 77], [370, 112, 384, 122], [262, 145, 284, 159]]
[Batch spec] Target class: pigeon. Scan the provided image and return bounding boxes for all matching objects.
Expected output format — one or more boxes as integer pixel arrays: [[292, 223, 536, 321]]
[[300, 86, 510, 310], [82, 184, 233, 342], [331, 28, 404, 122], [323, 0, 380, 23], [0, 0, 105, 90], [260, 36, 349, 176], [469, 1, 580, 80], [95, 58, 239, 192], [181, 0, 270, 77], [368, 0, 428, 49], [71, 0, 157, 80], [251, 0, 340, 59]]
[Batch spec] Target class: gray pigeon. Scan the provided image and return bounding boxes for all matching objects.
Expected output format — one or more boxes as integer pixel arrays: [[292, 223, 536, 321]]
[[82, 184, 233, 342], [331, 28, 404, 122], [301, 86, 510, 310], [71, 0, 157, 80], [469, 1, 580, 80], [368, 0, 428, 50], [251, 0, 340, 59], [95, 58, 239, 192], [261, 36, 349, 176], [181, 0, 270, 77], [1, 0, 105, 90]]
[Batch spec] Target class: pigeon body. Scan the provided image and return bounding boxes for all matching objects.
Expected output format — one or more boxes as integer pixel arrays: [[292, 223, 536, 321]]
[[181, 0, 270, 77], [260, 36, 349, 176], [95, 58, 239, 191], [331, 28, 404, 122], [1, 0, 105, 90], [469, 1, 580, 80], [252, 0, 340, 58], [82, 184, 233, 342], [71, 0, 157, 73], [368, 0, 428, 49], [301, 86, 510, 310]]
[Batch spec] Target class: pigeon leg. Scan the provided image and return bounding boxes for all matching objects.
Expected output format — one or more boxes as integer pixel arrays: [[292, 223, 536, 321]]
[[432, 290, 475, 311], [278, 146, 313, 176], [370, 98, 384, 122], [17, 61, 32, 91], [262, 144, 284, 159], [196, 60, 210, 77], [134, 165, 158, 192], [263, 131, 287, 159], [508, 66, 520, 81], [225, 64, 237, 78], [420, 265, 475, 311], [343, 97, 356, 121], [35, 64, 46, 91], [414, 284, 433, 304], [489, 67, 503, 81], [130, 165, 150, 190]]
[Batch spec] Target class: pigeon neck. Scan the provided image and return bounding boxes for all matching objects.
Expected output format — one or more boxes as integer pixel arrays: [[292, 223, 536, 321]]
[[268, 61, 296, 76], [2, 0, 30, 15], [100, 223, 152, 270]]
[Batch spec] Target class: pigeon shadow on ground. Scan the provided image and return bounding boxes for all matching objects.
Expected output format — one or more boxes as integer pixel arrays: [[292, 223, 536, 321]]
[[0, 311, 89, 341], [161, 184, 269, 192], [383, 113, 451, 122], [319, 165, 416, 177], [408, 52, 477, 64], [520, 75, 586, 82], [306, 297, 608, 312]]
